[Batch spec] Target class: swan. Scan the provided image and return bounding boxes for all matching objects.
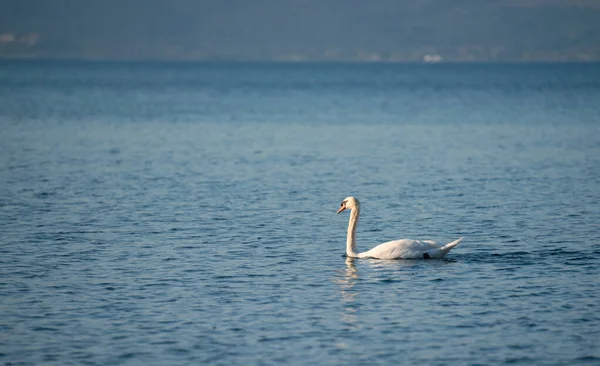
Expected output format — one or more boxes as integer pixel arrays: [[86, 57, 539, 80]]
[[337, 197, 463, 259]]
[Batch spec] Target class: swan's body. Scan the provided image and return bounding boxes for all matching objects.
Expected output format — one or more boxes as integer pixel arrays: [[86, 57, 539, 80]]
[[337, 197, 462, 259]]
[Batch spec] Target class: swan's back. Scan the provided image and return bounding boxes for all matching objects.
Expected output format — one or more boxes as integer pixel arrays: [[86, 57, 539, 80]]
[[358, 238, 459, 259]]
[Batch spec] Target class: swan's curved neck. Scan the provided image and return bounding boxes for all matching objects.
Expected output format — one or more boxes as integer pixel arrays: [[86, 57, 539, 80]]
[[346, 207, 360, 257]]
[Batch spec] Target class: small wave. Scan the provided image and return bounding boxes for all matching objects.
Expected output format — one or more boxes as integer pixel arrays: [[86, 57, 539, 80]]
[[545, 248, 581, 256], [32, 326, 58, 332], [379, 278, 402, 283], [503, 356, 535, 364], [575, 355, 600, 363]]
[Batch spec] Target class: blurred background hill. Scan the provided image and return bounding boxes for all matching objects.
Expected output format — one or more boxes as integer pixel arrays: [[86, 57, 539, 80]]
[[1, 0, 599, 61]]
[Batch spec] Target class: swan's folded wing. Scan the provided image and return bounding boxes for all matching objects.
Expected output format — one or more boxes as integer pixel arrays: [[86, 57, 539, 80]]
[[360, 239, 441, 259]]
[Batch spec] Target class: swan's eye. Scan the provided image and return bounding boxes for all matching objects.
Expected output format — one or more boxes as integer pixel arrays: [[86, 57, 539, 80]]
[[340, 203, 344, 207]]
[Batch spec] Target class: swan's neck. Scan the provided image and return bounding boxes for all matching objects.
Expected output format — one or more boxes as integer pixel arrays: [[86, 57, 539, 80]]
[[346, 207, 360, 257]]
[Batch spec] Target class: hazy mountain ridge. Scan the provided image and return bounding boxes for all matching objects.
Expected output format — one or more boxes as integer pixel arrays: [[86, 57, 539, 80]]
[[1, 0, 599, 61]]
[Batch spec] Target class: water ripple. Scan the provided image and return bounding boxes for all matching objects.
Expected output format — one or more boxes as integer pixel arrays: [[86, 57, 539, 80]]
[[1, 62, 599, 366]]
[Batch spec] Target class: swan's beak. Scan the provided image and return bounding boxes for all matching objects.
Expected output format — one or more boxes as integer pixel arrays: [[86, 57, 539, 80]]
[[337, 206, 346, 214]]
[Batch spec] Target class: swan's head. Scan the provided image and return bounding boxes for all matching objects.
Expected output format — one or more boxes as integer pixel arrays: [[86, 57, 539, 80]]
[[337, 197, 360, 214]]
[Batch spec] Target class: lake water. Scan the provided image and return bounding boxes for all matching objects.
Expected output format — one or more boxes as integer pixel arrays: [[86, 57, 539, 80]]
[[1, 61, 599, 365]]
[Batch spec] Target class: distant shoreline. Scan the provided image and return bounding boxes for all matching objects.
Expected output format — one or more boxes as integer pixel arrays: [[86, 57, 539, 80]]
[[1, 57, 600, 65]]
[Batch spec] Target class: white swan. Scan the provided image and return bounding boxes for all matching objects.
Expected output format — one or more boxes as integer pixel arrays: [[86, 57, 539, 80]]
[[337, 197, 463, 259]]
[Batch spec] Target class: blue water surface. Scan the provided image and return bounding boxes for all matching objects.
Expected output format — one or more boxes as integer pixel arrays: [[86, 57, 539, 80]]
[[1, 61, 599, 365]]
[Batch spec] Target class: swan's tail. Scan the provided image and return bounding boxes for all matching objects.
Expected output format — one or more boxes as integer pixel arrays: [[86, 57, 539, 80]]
[[440, 237, 463, 255]]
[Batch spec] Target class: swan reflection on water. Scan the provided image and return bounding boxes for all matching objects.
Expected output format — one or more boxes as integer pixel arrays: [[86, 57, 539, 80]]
[[335, 257, 360, 330], [334, 256, 456, 331]]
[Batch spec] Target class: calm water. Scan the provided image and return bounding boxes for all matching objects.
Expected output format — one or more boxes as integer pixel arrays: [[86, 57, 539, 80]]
[[1, 61, 599, 365]]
